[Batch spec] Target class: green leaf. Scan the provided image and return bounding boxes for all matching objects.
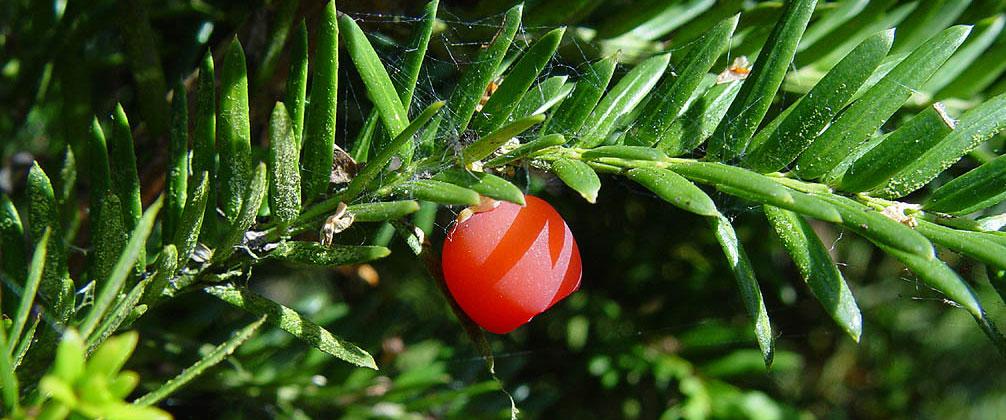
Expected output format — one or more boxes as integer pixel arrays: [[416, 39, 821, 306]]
[[474, 27, 565, 134], [172, 173, 209, 266], [91, 192, 128, 288], [626, 168, 717, 216], [795, 25, 972, 179], [8, 228, 49, 356], [916, 219, 1006, 270], [552, 158, 601, 203], [27, 163, 73, 323], [0, 317, 20, 413], [0, 194, 26, 284], [119, 0, 168, 136], [627, 14, 738, 147], [134, 316, 267, 406], [413, 200, 438, 237], [706, 0, 817, 161], [38, 377, 74, 409], [814, 194, 933, 259], [745, 29, 893, 172], [80, 196, 162, 339], [52, 330, 84, 384], [668, 162, 843, 223], [874, 92, 1006, 198], [525, 0, 604, 27], [269, 242, 391, 266], [285, 21, 309, 149], [340, 14, 408, 137], [251, 0, 299, 90], [922, 14, 1005, 97], [925, 153, 1006, 215], [936, 26, 1006, 99], [344, 101, 444, 201], [398, 0, 438, 111], [351, 0, 437, 164], [484, 133, 566, 167], [817, 133, 888, 187], [86, 118, 112, 225], [392, 220, 424, 256], [461, 114, 546, 165], [598, 0, 715, 40], [879, 243, 984, 320], [143, 245, 178, 306], [215, 163, 267, 262], [87, 275, 150, 350], [301, 2, 339, 204], [268, 102, 302, 226], [889, 0, 970, 56], [797, 0, 868, 52], [205, 284, 377, 369], [55, 148, 77, 239], [708, 213, 774, 367], [191, 51, 216, 195], [85, 330, 137, 378], [394, 180, 481, 206], [840, 103, 956, 191], [581, 145, 667, 162], [445, 3, 522, 134], [667, 0, 744, 47], [543, 54, 617, 137], [656, 78, 742, 156], [109, 104, 144, 267], [764, 206, 862, 342], [511, 75, 571, 120], [11, 316, 39, 370], [350, 112, 380, 163], [576, 53, 670, 148], [218, 38, 253, 221], [669, 162, 785, 208], [349, 201, 422, 222], [165, 81, 189, 241], [433, 169, 525, 205], [991, 267, 1006, 309], [797, 1, 912, 71]]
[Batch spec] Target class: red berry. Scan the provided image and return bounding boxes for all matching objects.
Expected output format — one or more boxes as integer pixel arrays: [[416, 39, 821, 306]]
[[442, 195, 582, 334]]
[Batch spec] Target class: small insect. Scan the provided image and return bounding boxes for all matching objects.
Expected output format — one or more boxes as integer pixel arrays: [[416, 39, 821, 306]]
[[716, 56, 752, 84], [320, 202, 354, 246], [451, 129, 480, 161], [475, 77, 502, 112]]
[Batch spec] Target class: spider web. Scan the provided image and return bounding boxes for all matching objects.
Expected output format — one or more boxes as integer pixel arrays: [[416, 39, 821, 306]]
[[330, 7, 976, 389], [336, 5, 838, 341]]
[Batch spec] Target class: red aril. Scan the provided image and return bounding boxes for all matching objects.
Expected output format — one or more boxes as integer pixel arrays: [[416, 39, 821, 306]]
[[442, 194, 582, 334]]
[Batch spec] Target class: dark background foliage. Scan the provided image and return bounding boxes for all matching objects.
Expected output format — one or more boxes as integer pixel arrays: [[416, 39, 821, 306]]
[[2, 0, 1006, 418]]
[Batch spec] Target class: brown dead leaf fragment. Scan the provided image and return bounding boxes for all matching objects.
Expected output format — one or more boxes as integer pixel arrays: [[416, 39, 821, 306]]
[[455, 196, 500, 224], [881, 202, 920, 228], [320, 202, 354, 246], [330, 145, 358, 184]]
